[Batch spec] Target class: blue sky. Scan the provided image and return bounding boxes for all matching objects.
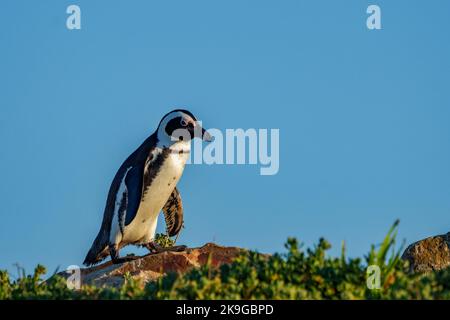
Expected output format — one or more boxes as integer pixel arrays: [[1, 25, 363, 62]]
[[1, 1, 449, 275]]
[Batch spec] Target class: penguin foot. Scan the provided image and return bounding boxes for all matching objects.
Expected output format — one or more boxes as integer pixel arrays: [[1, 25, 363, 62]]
[[109, 244, 140, 264], [111, 255, 140, 264], [145, 242, 187, 254]]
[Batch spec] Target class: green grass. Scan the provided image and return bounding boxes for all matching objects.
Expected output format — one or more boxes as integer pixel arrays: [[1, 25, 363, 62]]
[[154, 233, 176, 248], [1, 222, 449, 300]]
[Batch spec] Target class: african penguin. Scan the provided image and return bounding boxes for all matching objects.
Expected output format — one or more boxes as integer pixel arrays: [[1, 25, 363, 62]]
[[83, 109, 212, 265]]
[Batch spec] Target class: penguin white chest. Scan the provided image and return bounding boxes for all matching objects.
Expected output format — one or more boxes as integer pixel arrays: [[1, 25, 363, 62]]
[[122, 150, 188, 244]]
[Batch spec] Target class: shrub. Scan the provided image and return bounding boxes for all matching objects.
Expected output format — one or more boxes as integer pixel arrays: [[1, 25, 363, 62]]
[[1, 222, 449, 300]]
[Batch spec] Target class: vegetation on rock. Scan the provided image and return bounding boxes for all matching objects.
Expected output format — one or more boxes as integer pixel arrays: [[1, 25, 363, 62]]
[[154, 233, 176, 248]]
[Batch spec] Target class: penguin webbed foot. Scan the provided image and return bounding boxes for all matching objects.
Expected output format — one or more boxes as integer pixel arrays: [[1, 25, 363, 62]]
[[111, 255, 140, 264], [145, 242, 187, 254], [109, 244, 140, 264]]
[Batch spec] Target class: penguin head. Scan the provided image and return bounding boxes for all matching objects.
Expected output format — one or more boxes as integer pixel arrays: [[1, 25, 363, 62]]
[[156, 109, 212, 146]]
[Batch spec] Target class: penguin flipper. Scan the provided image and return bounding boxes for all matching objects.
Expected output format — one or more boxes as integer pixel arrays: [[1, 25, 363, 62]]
[[123, 164, 145, 226], [162, 187, 184, 237]]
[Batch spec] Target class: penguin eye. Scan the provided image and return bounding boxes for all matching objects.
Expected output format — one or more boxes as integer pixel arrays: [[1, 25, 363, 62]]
[[180, 119, 188, 127]]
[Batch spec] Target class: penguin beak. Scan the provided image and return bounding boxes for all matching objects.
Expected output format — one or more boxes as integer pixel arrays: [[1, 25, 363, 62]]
[[201, 127, 213, 142], [189, 122, 212, 142]]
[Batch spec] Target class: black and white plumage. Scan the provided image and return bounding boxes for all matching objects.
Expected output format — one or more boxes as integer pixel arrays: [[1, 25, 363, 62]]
[[83, 109, 211, 266]]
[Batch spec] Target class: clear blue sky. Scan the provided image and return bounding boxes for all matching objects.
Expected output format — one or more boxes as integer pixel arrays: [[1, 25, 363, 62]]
[[1, 1, 449, 275]]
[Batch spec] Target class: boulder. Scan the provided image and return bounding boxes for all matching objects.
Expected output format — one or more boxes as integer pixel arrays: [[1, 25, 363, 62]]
[[401, 232, 450, 273], [58, 243, 244, 288]]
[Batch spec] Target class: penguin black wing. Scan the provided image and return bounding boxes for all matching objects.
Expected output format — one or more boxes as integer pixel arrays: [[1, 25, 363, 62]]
[[162, 187, 184, 237], [123, 164, 145, 226]]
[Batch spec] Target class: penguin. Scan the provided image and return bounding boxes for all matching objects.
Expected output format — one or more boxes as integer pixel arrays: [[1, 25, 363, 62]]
[[83, 109, 212, 266]]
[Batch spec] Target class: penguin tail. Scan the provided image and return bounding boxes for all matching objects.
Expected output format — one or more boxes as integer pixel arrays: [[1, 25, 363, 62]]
[[83, 233, 109, 266]]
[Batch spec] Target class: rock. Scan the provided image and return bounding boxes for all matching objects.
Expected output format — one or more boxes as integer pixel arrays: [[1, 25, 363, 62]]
[[401, 232, 450, 273], [58, 243, 244, 288]]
